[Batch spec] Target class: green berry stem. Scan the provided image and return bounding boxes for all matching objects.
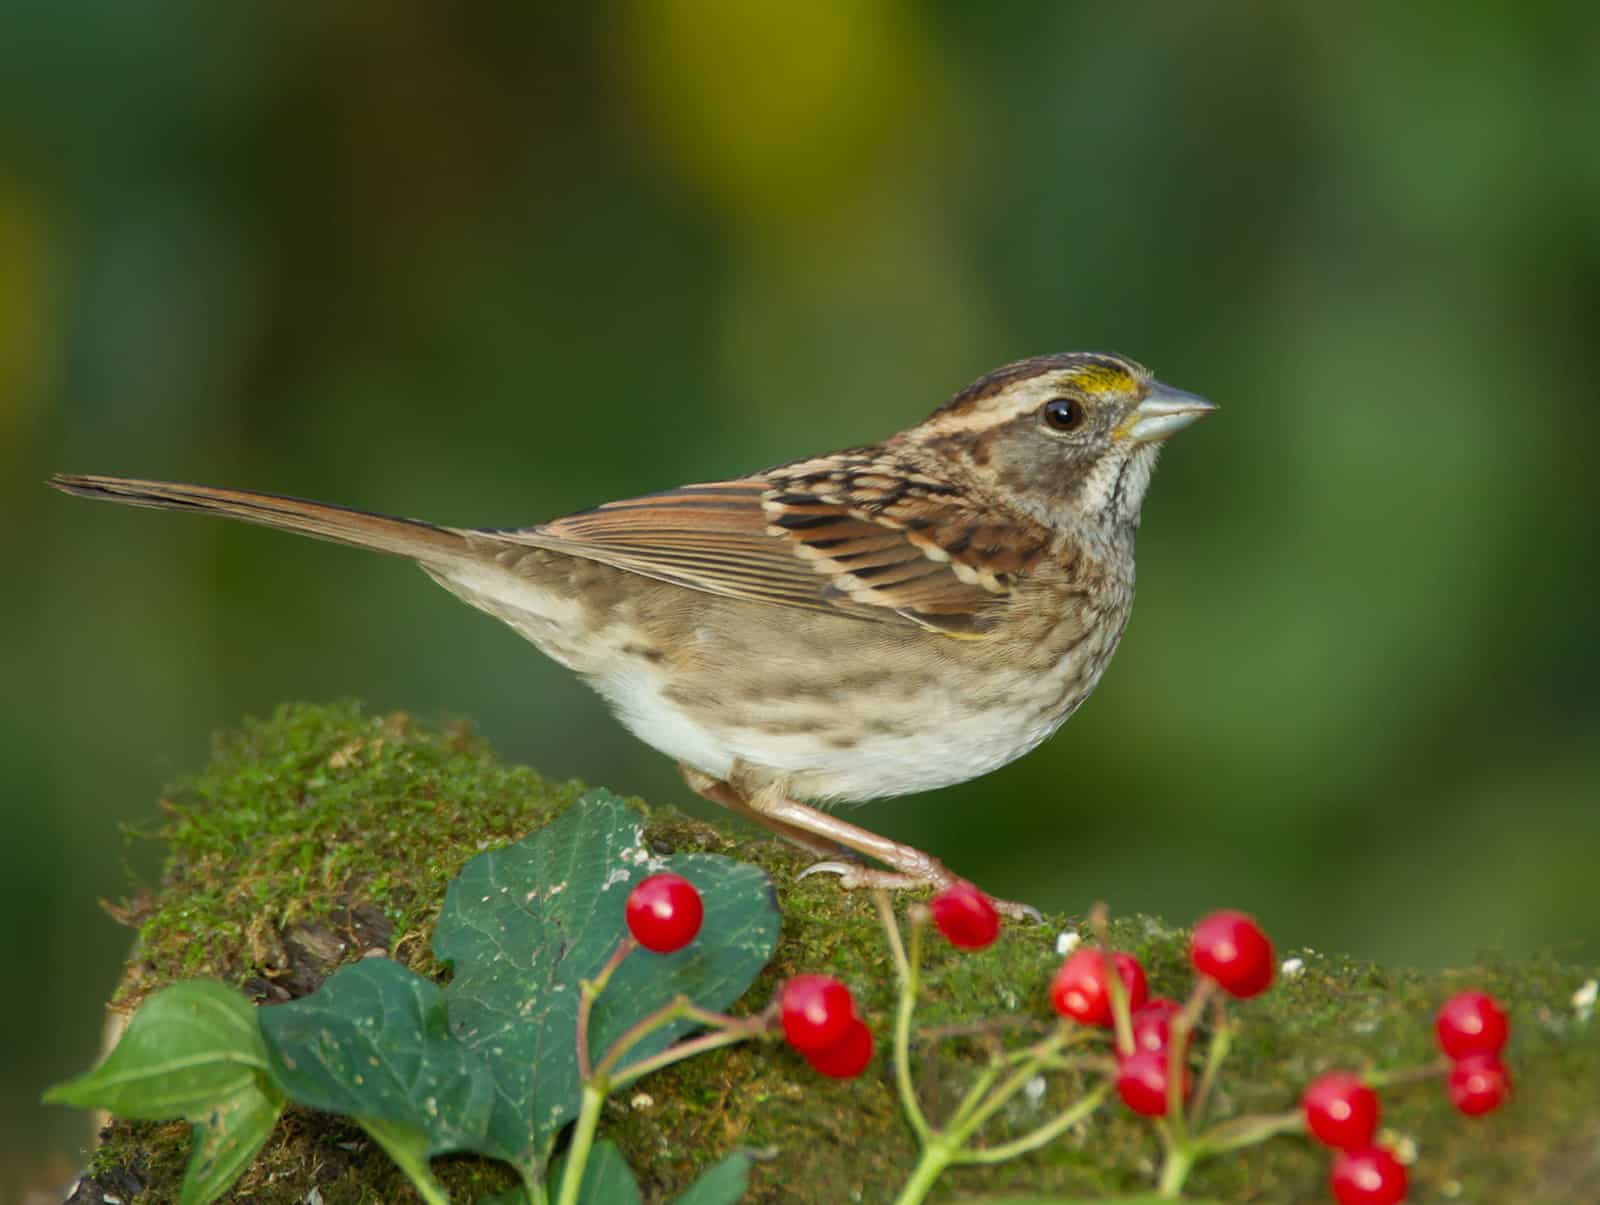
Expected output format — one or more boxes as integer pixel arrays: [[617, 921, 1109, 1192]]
[[899, 908, 932, 1141], [563, 992, 773, 1205], [1195, 1109, 1306, 1154], [596, 995, 760, 1084], [952, 1033, 1070, 1138], [1153, 1101, 1307, 1198], [1187, 990, 1230, 1126], [575, 936, 637, 1080], [875, 888, 912, 981], [1089, 903, 1137, 1056], [942, 1028, 1093, 1157], [1155, 1137, 1196, 1199], [1151, 979, 1223, 1197], [892, 1136, 958, 1205], [1363, 1058, 1450, 1087], [881, 893, 1114, 1205], [1008, 1031, 1101, 1068], [949, 1062, 1003, 1128], [876, 891, 933, 1143], [609, 1009, 773, 1090], [891, 1032, 1108, 1205], [957, 1081, 1111, 1164], [1034, 1051, 1116, 1076], [554, 1081, 606, 1205]]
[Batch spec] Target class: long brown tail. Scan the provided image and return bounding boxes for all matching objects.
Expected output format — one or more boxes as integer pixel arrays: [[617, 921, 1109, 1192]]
[[48, 473, 472, 562]]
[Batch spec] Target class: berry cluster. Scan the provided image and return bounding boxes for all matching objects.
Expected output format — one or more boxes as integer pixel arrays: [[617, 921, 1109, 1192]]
[[623, 873, 1515, 1205], [780, 974, 873, 1077], [1301, 1073, 1403, 1204], [1437, 992, 1512, 1117], [623, 873, 877, 1080], [1044, 909, 1277, 1117], [1297, 990, 1511, 1204]]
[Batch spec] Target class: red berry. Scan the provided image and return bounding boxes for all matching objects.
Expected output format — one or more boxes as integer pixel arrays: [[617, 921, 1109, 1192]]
[[1189, 910, 1275, 998], [803, 1016, 874, 1078], [624, 873, 703, 953], [929, 881, 1001, 950], [1329, 1146, 1408, 1205], [1302, 1071, 1380, 1150], [1129, 997, 1185, 1055], [1050, 949, 1149, 1027], [1114, 1049, 1191, 1117], [1447, 1054, 1511, 1116], [1435, 992, 1509, 1059], [780, 974, 857, 1055]]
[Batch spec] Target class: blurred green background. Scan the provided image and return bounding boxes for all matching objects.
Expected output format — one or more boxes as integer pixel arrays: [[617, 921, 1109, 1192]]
[[4, 0, 1597, 1193]]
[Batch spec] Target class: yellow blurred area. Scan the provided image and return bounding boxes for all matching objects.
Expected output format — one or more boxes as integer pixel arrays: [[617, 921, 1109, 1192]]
[[618, 0, 934, 231], [717, 196, 997, 440], [0, 166, 54, 452]]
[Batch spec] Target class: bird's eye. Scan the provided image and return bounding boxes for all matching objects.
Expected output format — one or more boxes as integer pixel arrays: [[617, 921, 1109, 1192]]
[[1042, 397, 1084, 432]]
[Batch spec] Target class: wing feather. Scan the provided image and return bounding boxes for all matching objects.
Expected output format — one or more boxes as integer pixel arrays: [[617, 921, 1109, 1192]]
[[491, 460, 1049, 636]]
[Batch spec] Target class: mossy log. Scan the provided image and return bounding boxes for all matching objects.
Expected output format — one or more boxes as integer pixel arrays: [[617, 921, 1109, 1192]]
[[70, 703, 1597, 1203]]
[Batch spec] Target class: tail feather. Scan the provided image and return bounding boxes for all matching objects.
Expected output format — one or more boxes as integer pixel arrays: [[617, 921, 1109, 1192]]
[[48, 473, 471, 562]]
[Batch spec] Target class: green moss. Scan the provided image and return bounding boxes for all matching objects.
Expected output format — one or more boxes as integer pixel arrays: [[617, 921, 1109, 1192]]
[[117, 701, 590, 1001], [85, 703, 1599, 1202]]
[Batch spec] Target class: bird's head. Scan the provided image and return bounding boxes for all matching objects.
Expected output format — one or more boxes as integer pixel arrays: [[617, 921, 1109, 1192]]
[[906, 351, 1217, 533]]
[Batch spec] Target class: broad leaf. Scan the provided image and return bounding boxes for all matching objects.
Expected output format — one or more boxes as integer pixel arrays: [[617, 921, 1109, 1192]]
[[45, 980, 272, 1117], [549, 1140, 643, 1205], [435, 790, 781, 1168], [259, 957, 497, 1155], [672, 1152, 753, 1204], [44, 980, 284, 1205], [257, 793, 778, 1189]]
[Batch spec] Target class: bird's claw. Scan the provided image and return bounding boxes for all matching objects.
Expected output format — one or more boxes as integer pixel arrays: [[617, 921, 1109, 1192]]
[[796, 859, 1045, 923], [795, 859, 867, 882]]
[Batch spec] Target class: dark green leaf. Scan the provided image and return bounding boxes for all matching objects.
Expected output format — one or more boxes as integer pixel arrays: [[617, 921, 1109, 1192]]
[[259, 957, 497, 1156], [43, 980, 284, 1205], [435, 791, 780, 1167], [549, 1140, 642, 1205], [671, 1152, 752, 1204]]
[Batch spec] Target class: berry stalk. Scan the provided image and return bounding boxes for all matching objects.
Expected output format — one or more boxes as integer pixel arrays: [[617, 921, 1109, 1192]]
[[554, 1082, 607, 1205], [575, 936, 636, 1081], [875, 891, 932, 1143]]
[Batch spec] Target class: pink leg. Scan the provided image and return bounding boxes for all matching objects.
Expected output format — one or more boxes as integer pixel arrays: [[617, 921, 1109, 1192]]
[[681, 765, 1040, 921]]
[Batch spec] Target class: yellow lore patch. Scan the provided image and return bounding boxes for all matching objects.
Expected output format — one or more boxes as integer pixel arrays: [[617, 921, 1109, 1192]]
[[1063, 359, 1142, 398]]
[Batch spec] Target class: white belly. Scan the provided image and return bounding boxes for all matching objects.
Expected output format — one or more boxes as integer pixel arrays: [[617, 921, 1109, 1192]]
[[427, 557, 1116, 803], [593, 656, 1090, 803]]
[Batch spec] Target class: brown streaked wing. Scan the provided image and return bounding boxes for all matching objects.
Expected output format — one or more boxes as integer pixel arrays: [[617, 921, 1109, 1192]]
[[489, 477, 1022, 635], [764, 454, 1054, 610]]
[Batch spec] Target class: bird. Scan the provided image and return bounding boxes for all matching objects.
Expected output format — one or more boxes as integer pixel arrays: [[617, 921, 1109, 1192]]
[[51, 351, 1214, 917]]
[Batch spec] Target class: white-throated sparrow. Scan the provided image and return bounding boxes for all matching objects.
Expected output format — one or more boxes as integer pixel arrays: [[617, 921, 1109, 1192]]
[[53, 352, 1214, 916]]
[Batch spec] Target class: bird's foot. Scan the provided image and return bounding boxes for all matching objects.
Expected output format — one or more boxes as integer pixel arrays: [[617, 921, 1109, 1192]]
[[797, 859, 1044, 923]]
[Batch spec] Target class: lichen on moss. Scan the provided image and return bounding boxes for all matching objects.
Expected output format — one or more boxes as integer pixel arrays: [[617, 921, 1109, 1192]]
[[80, 703, 1599, 1203]]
